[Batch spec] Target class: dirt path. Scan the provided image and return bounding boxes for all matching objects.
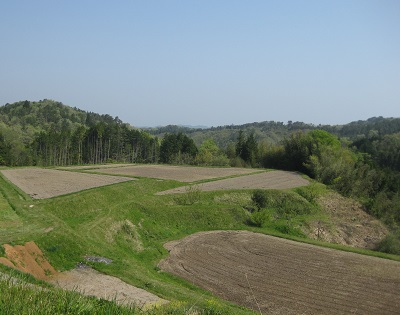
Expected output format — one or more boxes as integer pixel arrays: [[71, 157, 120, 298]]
[[157, 170, 309, 194], [159, 230, 400, 315], [1, 168, 135, 199]]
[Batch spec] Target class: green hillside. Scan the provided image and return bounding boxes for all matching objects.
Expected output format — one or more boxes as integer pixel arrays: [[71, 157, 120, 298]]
[[1, 100, 400, 313], [1, 165, 399, 314], [0, 100, 159, 166]]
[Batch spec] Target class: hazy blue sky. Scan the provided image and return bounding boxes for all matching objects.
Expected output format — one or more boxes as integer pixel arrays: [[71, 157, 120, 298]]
[[1, 1, 399, 127]]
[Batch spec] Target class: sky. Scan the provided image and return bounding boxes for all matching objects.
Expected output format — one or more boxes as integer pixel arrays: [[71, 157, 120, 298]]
[[0, 1, 399, 127]]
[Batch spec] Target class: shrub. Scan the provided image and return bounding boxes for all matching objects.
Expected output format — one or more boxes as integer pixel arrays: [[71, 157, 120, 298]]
[[294, 183, 324, 204], [251, 190, 268, 210], [376, 231, 400, 255], [174, 185, 201, 205], [269, 221, 306, 237], [249, 209, 272, 227]]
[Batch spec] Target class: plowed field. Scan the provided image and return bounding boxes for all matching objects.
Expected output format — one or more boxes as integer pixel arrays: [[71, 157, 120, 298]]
[[1, 168, 135, 199], [157, 170, 309, 194], [159, 230, 400, 315], [87, 165, 260, 182]]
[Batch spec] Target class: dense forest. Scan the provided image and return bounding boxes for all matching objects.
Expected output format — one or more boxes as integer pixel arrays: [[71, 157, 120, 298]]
[[0, 100, 159, 166], [1, 99, 400, 253]]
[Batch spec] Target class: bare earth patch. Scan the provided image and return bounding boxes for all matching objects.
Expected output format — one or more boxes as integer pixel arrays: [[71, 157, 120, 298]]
[[88, 164, 260, 182], [0, 242, 57, 281], [50, 266, 168, 309], [157, 170, 309, 195], [1, 168, 135, 199], [159, 230, 400, 315], [305, 192, 389, 250], [57, 163, 136, 170]]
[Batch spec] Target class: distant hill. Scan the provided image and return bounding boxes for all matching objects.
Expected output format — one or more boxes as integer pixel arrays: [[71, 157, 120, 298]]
[[0, 99, 127, 131], [146, 117, 400, 148], [1, 99, 400, 164], [3, 100, 399, 149]]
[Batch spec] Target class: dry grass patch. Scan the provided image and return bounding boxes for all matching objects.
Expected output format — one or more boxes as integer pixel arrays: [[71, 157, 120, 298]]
[[306, 192, 390, 250]]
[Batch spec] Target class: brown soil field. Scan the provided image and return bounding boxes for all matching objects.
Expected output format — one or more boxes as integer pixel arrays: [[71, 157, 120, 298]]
[[1, 168, 135, 199], [57, 163, 136, 170], [159, 230, 400, 315], [157, 170, 309, 195], [88, 164, 260, 182]]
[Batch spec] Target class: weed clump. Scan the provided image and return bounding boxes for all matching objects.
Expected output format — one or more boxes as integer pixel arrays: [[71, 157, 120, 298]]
[[174, 185, 201, 205]]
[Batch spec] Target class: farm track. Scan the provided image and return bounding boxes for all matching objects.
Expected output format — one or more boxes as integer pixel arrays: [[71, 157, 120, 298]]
[[159, 230, 400, 315]]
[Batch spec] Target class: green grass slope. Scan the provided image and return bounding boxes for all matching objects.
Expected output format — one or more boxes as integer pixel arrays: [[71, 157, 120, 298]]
[[0, 169, 398, 314]]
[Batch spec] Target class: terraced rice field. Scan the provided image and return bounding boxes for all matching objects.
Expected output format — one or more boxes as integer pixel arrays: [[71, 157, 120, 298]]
[[159, 230, 400, 315]]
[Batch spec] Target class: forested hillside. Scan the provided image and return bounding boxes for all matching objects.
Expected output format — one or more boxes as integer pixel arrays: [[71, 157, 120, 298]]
[[147, 117, 400, 149], [0, 100, 159, 166]]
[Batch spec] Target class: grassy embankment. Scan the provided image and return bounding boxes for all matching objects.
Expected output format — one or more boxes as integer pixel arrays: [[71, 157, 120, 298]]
[[0, 168, 399, 314]]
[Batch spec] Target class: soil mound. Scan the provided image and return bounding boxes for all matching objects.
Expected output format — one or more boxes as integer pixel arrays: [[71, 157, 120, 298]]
[[0, 241, 57, 280]]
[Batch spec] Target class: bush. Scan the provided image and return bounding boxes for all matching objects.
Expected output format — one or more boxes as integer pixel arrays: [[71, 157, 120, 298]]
[[230, 156, 247, 168], [249, 209, 272, 227], [295, 183, 327, 205], [376, 231, 400, 255], [174, 185, 201, 205], [251, 190, 268, 210]]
